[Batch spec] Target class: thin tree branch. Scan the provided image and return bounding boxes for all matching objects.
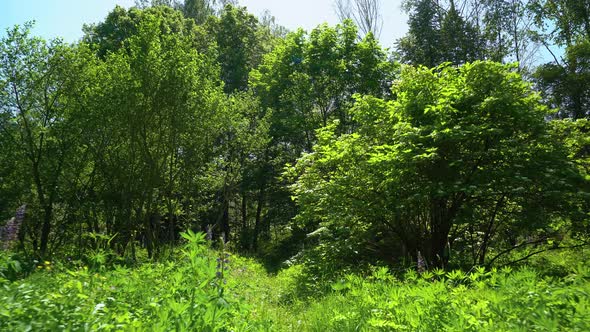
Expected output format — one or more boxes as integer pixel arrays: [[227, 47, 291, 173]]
[[499, 242, 589, 267], [486, 238, 548, 266]]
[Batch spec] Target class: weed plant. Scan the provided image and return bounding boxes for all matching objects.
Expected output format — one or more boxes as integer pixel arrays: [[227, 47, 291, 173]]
[[1, 241, 589, 331]]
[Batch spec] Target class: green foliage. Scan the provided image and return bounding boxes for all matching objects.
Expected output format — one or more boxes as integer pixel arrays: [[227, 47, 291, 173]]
[[206, 4, 276, 93], [547, 119, 590, 239], [529, 0, 590, 47], [86, 10, 226, 256], [550, 118, 590, 179], [534, 39, 590, 119], [398, 0, 483, 66], [252, 20, 396, 142], [398, 0, 538, 69], [182, 0, 217, 24], [397, 0, 483, 66], [0, 232, 239, 331], [290, 62, 586, 270], [0, 4, 276, 263], [82, 5, 213, 59], [245, 21, 396, 254], [2, 7, 590, 331], [0, 252, 28, 284], [531, 0, 590, 119], [0, 22, 92, 256], [2, 245, 590, 331], [253, 262, 590, 331], [317, 265, 590, 331], [83, 232, 119, 271]]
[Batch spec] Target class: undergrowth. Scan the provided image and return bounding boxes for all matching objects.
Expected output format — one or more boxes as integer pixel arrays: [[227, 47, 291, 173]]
[[1, 239, 589, 331]]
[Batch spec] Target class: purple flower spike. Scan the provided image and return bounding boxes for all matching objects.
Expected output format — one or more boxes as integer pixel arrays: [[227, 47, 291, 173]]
[[417, 251, 426, 274], [1, 205, 26, 250]]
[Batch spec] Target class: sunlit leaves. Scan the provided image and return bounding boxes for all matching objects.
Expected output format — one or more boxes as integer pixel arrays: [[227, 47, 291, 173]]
[[291, 61, 584, 269]]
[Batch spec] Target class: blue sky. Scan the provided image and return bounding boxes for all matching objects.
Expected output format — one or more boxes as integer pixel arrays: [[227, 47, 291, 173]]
[[0, 0, 407, 49], [0, 0, 558, 64], [239, 0, 408, 49], [1, 0, 135, 41]]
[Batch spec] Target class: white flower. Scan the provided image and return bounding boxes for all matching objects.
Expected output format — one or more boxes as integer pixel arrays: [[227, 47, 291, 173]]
[[93, 303, 105, 314]]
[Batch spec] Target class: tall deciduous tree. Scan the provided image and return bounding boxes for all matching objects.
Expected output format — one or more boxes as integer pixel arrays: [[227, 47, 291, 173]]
[[531, 0, 590, 119], [83, 5, 214, 59], [0, 24, 92, 256], [206, 5, 274, 93], [249, 21, 396, 251], [85, 11, 225, 257], [397, 0, 539, 68], [134, 0, 237, 24]]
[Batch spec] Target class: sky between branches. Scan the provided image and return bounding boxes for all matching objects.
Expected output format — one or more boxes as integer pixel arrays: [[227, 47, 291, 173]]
[[0, 0, 408, 50]]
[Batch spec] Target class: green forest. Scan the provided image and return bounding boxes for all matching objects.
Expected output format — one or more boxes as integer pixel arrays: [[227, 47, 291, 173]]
[[1, 0, 589, 330]]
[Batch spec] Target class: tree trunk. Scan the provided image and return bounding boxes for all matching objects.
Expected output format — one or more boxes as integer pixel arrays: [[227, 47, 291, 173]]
[[167, 198, 175, 244], [252, 181, 266, 251], [430, 218, 451, 268], [241, 194, 247, 230], [429, 194, 464, 268], [144, 215, 153, 259], [221, 197, 230, 242], [478, 195, 505, 265], [39, 204, 53, 256]]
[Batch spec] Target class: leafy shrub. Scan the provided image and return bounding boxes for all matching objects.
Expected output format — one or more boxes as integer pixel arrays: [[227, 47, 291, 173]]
[[0, 251, 36, 284], [0, 231, 245, 331], [0, 252, 22, 284], [281, 266, 590, 331], [2, 241, 589, 331]]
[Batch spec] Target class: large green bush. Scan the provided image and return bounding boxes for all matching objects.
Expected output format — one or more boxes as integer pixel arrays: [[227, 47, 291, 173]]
[[289, 62, 587, 272]]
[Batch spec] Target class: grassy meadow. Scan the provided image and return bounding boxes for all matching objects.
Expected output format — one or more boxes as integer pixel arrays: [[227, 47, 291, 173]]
[[1, 232, 589, 331]]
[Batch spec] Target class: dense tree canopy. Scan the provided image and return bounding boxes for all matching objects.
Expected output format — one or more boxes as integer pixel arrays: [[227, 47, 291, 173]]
[[205, 5, 277, 93], [0, 3, 588, 276], [0, 24, 91, 255], [290, 62, 586, 268], [397, 0, 539, 69], [247, 20, 396, 252]]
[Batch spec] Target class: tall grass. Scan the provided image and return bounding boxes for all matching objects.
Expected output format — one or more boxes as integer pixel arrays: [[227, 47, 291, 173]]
[[1, 241, 589, 331]]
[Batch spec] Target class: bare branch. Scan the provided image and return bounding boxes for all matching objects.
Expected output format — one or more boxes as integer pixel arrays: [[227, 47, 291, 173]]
[[335, 0, 353, 21], [334, 0, 383, 38]]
